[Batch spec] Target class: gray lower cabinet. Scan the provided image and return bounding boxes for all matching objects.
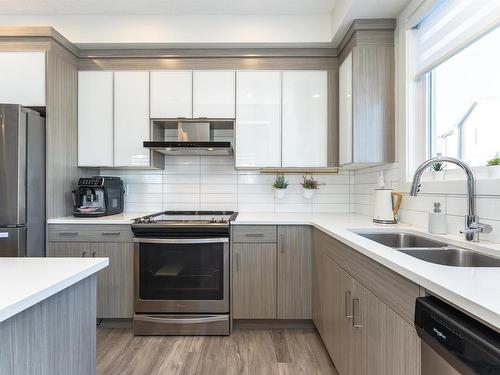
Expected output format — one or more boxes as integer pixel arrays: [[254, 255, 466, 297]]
[[277, 225, 312, 319], [232, 243, 277, 319], [313, 229, 421, 375], [47, 240, 133, 319]]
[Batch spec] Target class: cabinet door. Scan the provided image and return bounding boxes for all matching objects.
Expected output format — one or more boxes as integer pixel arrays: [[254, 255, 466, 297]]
[[235, 71, 281, 167], [193, 71, 235, 118], [353, 280, 421, 375], [0, 51, 45, 106], [277, 226, 311, 319], [113, 71, 150, 167], [282, 71, 327, 167], [312, 241, 326, 336], [94, 242, 133, 319], [78, 71, 114, 167], [47, 242, 92, 258], [232, 243, 276, 319], [339, 52, 353, 166], [150, 71, 192, 118], [324, 255, 355, 375]]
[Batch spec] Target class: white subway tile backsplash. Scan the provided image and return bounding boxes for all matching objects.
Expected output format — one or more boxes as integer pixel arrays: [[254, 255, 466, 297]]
[[200, 184, 238, 194], [165, 155, 200, 166], [163, 193, 200, 203], [200, 174, 238, 184], [200, 193, 237, 203], [164, 165, 200, 175]]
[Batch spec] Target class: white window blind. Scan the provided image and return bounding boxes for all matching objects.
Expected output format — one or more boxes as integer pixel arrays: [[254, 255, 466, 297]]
[[411, 0, 500, 78]]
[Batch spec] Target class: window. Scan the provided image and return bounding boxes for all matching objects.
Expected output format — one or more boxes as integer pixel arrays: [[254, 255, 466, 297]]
[[427, 26, 500, 166]]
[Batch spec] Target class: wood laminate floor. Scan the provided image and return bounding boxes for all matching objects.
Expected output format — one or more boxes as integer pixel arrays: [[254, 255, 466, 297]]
[[96, 326, 338, 375]]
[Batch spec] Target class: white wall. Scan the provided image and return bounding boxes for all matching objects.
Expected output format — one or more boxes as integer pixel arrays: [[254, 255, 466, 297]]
[[0, 15, 332, 44], [102, 155, 352, 214]]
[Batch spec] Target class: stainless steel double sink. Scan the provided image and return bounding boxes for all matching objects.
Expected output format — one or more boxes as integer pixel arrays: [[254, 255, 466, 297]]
[[353, 231, 500, 267]]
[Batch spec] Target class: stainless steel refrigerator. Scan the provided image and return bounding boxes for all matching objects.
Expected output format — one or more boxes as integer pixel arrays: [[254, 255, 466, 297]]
[[0, 104, 45, 257]]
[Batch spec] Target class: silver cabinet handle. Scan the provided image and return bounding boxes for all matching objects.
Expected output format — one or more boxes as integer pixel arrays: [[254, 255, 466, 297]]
[[245, 233, 264, 237], [236, 252, 241, 271], [345, 291, 353, 319], [280, 233, 285, 253], [59, 232, 78, 236], [353, 297, 362, 328], [82, 251, 87, 257], [101, 232, 120, 236]]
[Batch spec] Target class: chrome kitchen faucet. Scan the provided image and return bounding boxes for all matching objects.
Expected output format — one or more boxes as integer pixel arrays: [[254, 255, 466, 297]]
[[410, 156, 492, 242]]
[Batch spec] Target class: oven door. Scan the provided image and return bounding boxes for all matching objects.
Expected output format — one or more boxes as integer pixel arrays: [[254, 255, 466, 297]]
[[134, 237, 229, 313]]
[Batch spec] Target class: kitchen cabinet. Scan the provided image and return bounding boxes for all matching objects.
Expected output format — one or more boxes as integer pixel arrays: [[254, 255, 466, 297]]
[[235, 71, 281, 168], [150, 70, 192, 118], [77, 71, 114, 167], [47, 241, 133, 319], [281, 71, 328, 167], [312, 229, 421, 375], [113, 71, 151, 167], [338, 44, 394, 167], [277, 226, 311, 319], [92, 242, 134, 319], [0, 51, 45, 106], [193, 70, 235, 118], [47, 224, 134, 319], [232, 243, 276, 319]]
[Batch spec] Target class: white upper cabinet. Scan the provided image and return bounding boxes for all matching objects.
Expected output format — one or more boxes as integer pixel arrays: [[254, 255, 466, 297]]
[[0, 52, 45, 106], [235, 71, 281, 168], [282, 71, 328, 168], [78, 71, 114, 167], [113, 71, 150, 167], [339, 52, 353, 166], [193, 71, 235, 118], [150, 71, 192, 119]]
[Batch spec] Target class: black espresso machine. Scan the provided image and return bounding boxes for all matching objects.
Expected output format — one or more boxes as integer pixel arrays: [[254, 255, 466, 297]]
[[72, 176, 125, 217]]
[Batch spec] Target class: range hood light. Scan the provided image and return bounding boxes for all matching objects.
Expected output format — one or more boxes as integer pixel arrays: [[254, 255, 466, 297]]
[[207, 148, 214, 151], [166, 148, 171, 151]]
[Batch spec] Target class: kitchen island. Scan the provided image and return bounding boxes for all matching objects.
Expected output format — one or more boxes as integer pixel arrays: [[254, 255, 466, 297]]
[[0, 257, 108, 375]]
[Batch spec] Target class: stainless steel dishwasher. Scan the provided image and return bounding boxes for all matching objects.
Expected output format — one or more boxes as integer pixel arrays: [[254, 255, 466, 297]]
[[415, 296, 500, 375]]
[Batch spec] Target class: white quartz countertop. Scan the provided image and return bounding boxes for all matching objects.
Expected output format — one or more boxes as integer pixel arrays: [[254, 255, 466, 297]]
[[234, 212, 500, 330], [0, 257, 108, 323], [47, 212, 151, 224], [46, 211, 500, 330]]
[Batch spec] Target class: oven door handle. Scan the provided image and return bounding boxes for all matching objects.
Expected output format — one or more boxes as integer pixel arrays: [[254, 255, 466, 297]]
[[133, 238, 229, 244], [134, 315, 228, 324]]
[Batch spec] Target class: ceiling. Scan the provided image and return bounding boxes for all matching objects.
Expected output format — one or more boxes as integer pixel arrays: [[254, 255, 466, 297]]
[[0, 0, 338, 15], [0, 0, 412, 46]]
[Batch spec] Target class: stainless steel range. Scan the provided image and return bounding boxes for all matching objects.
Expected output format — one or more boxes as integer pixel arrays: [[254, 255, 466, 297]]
[[131, 211, 237, 336]]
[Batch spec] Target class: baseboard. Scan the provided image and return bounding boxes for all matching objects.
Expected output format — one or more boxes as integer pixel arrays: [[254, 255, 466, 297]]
[[233, 319, 314, 329], [97, 318, 133, 329]]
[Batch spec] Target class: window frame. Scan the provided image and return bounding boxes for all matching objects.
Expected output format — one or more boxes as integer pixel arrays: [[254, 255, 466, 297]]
[[399, 10, 500, 197]]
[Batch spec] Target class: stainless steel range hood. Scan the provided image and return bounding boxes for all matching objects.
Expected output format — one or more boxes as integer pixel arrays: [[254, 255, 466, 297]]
[[144, 120, 234, 156]]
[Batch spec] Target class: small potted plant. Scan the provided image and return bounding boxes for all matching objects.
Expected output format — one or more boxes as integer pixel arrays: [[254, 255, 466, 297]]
[[487, 157, 500, 178], [272, 174, 289, 199], [430, 162, 445, 180], [301, 175, 319, 199]]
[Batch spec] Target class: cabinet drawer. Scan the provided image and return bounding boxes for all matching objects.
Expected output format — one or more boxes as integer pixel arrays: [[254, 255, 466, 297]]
[[48, 224, 133, 243], [232, 226, 276, 243]]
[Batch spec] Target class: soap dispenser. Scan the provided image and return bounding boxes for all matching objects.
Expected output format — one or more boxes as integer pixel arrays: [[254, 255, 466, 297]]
[[428, 202, 447, 235]]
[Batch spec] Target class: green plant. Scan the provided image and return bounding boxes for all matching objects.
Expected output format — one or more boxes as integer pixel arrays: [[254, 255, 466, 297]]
[[272, 174, 289, 189], [301, 175, 319, 190], [487, 157, 500, 166], [431, 162, 445, 172]]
